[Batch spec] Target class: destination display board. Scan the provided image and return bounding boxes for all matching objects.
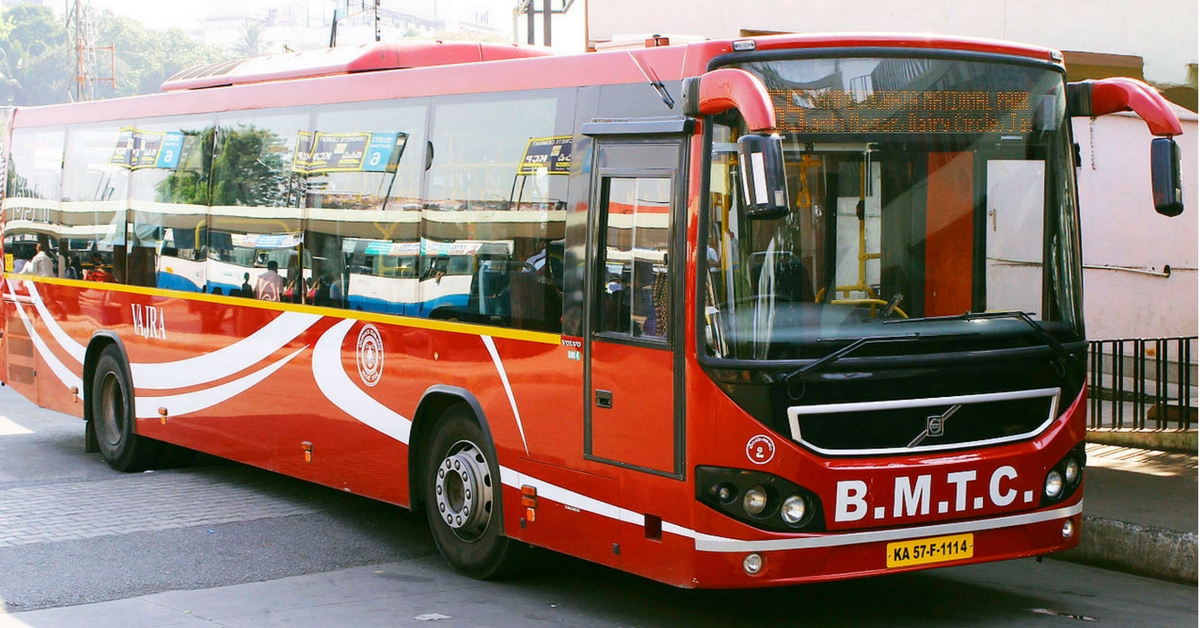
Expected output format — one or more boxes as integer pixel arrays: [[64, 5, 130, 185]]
[[770, 89, 1037, 135], [518, 136, 572, 175], [110, 128, 185, 169], [294, 131, 408, 174]]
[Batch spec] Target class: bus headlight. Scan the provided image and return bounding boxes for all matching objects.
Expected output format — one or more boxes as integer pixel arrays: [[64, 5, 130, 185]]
[[743, 486, 769, 516], [695, 466, 825, 533], [1064, 458, 1080, 484], [1044, 469, 1064, 499], [1039, 445, 1086, 507], [780, 494, 807, 526]]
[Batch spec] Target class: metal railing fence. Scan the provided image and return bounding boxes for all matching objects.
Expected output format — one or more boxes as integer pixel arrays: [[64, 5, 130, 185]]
[[1087, 336, 1197, 430]]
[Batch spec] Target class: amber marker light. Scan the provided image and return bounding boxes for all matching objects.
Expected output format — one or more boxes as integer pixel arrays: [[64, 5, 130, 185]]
[[521, 485, 538, 522]]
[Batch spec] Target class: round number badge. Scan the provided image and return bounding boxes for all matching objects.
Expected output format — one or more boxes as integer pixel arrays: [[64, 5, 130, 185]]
[[746, 434, 776, 465]]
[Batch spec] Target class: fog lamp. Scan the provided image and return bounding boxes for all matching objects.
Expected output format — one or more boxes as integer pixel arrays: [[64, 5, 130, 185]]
[[743, 553, 764, 575], [743, 486, 768, 516], [1062, 519, 1075, 539], [1044, 469, 1064, 499]]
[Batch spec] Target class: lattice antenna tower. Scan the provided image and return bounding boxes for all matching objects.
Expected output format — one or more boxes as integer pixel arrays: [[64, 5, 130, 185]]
[[65, 0, 116, 101]]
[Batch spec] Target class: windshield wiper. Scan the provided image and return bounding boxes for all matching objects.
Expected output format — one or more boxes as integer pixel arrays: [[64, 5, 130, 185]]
[[885, 310, 1072, 375], [783, 333, 921, 384]]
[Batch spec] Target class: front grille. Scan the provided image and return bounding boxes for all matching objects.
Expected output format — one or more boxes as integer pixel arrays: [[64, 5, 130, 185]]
[[786, 388, 1060, 456]]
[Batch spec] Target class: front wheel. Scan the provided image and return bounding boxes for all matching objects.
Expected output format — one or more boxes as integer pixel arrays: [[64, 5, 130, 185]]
[[91, 345, 160, 472], [423, 404, 522, 579]]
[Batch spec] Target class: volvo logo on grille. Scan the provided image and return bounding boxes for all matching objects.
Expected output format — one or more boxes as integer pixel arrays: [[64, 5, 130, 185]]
[[907, 404, 962, 448]]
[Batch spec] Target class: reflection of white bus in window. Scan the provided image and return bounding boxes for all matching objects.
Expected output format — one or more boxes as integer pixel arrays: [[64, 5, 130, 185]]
[[345, 238, 514, 319], [420, 239, 512, 320], [345, 239, 421, 315], [156, 226, 207, 292], [206, 231, 305, 297]]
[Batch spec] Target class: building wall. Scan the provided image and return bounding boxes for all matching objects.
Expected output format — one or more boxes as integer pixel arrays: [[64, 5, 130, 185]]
[[1075, 110, 1198, 340], [586, 0, 1198, 85]]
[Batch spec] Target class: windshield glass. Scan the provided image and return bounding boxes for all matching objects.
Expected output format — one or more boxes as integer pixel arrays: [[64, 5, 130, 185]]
[[704, 56, 1082, 361]]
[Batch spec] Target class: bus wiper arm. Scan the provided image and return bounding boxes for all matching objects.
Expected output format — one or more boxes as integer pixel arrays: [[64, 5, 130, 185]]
[[783, 333, 921, 384], [886, 310, 1072, 374]]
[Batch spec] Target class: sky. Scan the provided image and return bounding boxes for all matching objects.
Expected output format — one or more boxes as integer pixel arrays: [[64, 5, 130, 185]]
[[71, 0, 209, 30], [60, 0, 522, 32]]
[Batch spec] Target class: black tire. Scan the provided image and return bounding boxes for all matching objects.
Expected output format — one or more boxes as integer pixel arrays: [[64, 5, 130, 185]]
[[91, 345, 160, 472], [423, 404, 522, 579]]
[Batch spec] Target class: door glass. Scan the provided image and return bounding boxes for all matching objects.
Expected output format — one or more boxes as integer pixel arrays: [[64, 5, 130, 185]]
[[986, 160, 1045, 315], [597, 176, 671, 339]]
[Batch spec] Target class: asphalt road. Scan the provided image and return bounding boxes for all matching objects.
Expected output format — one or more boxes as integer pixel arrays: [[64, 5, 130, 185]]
[[0, 384, 1195, 627]]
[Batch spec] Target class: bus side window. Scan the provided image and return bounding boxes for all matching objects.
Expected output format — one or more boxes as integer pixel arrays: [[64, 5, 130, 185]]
[[303, 101, 428, 312]]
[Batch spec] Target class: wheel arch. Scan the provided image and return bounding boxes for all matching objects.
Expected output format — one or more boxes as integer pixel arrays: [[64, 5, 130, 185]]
[[408, 385, 495, 514]]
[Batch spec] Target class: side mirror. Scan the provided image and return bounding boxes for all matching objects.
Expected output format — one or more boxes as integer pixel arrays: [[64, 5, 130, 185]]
[[737, 133, 790, 220], [1151, 137, 1184, 217]]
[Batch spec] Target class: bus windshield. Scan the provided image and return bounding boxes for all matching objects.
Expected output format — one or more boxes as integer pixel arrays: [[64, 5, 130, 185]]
[[704, 56, 1083, 361]]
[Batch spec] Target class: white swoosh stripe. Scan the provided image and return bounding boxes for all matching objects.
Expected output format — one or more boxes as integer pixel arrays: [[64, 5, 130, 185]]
[[131, 311, 322, 389], [482, 336, 528, 455], [26, 281, 85, 363], [134, 347, 305, 419], [312, 318, 412, 444], [307, 319, 686, 546], [22, 280, 321, 390], [7, 283, 82, 392]]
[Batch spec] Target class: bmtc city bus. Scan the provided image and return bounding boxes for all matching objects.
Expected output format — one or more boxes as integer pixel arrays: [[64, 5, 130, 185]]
[[0, 34, 1184, 588]]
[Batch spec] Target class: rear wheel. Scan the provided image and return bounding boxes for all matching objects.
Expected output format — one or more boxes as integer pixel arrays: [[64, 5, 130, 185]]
[[91, 345, 160, 472], [423, 404, 522, 579]]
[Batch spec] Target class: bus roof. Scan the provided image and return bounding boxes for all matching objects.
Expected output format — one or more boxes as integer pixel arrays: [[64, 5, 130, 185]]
[[8, 33, 1062, 128], [162, 40, 557, 92], [161, 33, 1059, 94]]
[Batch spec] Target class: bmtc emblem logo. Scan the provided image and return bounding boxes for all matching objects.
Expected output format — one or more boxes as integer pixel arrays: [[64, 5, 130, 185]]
[[356, 324, 384, 387]]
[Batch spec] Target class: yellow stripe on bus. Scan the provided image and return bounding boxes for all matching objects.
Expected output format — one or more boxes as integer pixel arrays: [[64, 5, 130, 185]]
[[3, 273, 563, 345]]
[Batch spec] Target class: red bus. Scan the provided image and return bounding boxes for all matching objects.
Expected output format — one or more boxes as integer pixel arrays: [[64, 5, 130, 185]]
[[0, 34, 1184, 588]]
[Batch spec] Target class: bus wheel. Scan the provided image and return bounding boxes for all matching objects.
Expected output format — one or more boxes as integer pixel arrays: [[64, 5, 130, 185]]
[[91, 345, 160, 472], [423, 404, 521, 579]]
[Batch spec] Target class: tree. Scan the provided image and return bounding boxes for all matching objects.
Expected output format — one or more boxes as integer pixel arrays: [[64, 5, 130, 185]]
[[233, 21, 266, 58], [0, 5, 71, 105], [0, 6, 230, 105], [94, 13, 231, 99]]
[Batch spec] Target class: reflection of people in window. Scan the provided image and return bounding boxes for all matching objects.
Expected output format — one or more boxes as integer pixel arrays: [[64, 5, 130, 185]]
[[255, 260, 283, 301], [30, 241, 55, 277], [240, 273, 253, 296], [85, 254, 114, 282]]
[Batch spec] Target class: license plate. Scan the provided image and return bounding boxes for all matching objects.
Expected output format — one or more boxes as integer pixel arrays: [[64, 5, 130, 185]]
[[886, 533, 974, 568]]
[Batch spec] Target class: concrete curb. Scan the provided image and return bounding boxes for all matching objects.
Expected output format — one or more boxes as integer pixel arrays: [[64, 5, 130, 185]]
[[1086, 429, 1198, 454], [1054, 515, 1197, 584]]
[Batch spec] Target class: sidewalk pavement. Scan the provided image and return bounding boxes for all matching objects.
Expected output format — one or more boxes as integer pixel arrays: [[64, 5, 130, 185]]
[[1055, 441, 1198, 583]]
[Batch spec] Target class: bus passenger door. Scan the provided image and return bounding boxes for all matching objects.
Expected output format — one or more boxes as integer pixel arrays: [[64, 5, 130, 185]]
[[585, 140, 684, 479]]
